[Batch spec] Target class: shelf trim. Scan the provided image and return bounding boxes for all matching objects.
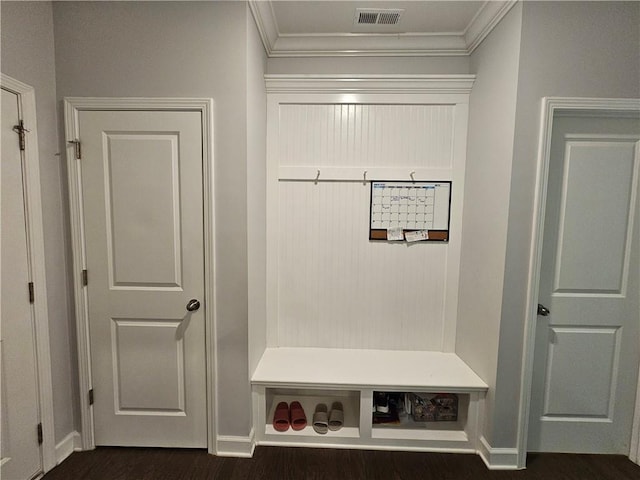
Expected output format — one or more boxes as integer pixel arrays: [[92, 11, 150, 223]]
[[371, 426, 469, 443], [278, 166, 453, 182], [265, 74, 475, 94], [253, 380, 487, 394]]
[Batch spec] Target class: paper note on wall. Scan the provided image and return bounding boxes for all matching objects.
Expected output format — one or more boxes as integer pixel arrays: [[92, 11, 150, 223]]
[[387, 226, 404, 241]]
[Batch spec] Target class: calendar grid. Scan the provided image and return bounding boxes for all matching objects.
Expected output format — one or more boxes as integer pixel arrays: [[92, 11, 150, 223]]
[[369, 181, 451, 241]]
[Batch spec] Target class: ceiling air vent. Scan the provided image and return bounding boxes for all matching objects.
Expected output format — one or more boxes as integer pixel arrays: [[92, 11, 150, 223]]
[[358, 11, 379, 25], [355, 9, 403, 26]]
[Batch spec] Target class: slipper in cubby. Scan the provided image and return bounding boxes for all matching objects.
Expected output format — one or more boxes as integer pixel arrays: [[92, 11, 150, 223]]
[[290, 401, 307, 431], [312, 403, 329, 434], [328, 401, 344, 431], [272, 401, 290, 432]]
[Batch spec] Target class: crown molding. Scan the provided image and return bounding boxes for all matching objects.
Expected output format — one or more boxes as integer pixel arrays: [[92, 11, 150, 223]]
[[249, 0, 278, 55], [464, 0, 518, 53], [270, 32, 468, 57], [249, 1, 518, 58], [264, 74, 475, 94]]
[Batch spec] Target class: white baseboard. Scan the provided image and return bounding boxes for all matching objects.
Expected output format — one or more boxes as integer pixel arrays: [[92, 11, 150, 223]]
[[55, 431, 81, 465], [216, 429, 255, 458], [478, 435, 519, 470]]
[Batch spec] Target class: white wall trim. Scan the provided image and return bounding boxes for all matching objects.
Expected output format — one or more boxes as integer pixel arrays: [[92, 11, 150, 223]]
[[216, 429, 256, 458], [1, 73, 57, 473], [249, 1, 516, 57], [265, 74, 475, 95], [517, 97, 640, 469], [464, 1, 518, 54], [478, 436, 519, 470], [55, 431, 81, 465], [268, 33, 469, 58], [631, 365, 640, 465], [248, 0, 278, 56], [63, 97, 218, 454]]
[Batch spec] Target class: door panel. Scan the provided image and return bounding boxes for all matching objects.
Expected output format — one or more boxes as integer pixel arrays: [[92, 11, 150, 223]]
[[1, 88, 42, 479], [554, 140, 636, 293], [529, 114, 640, 453], [112, 319, 186, 414], [543, 326, 620, 418], [79, 110, 206, 447], [107, 133, 182, 288]]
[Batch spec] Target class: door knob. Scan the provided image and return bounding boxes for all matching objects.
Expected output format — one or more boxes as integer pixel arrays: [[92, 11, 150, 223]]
[[537, 304, 550, 316], [186, 299, 200, 312]]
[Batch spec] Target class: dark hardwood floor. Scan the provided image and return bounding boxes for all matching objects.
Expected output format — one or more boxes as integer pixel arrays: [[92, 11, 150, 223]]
[[42, 446, 640, 480]]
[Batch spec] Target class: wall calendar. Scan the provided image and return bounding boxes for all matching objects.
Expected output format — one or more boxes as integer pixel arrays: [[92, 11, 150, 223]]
[[369, 181, 452, 242]]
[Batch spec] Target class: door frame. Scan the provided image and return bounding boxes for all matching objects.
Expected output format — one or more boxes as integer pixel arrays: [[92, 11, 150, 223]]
[[63, 97, 217, 453], [1, 73, 56, 471], [631, 367, 640, 464], [517, 97, 640, 468]]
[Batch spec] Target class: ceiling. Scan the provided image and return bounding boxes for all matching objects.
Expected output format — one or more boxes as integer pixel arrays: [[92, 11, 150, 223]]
[[249, 1, 517, 57]]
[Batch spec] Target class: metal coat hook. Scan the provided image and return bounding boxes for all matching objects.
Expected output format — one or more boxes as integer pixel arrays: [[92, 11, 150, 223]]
[[410, 171, 416, 182], [314, 169, 320, 184], [363, 170, 368, 182]]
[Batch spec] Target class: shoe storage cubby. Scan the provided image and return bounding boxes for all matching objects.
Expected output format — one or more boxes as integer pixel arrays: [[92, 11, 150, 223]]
[[370, 391, 470, 443], [264, 387, 360, 438]]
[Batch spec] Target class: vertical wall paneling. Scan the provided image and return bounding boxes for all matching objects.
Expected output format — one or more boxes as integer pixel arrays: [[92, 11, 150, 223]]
[[265, 76, 474, 353], [278, 181, 448, 350], [278, 104, 454, 170]]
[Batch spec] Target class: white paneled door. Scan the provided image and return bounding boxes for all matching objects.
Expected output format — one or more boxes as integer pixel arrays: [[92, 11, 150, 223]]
[[79, 110, 207, 447], [528, 114, 640, 453], [1, 88, 42, 479]]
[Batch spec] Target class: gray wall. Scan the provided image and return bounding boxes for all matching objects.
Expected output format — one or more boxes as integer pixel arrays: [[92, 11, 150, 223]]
[[52, 1, 253, 437], [455, 1, 523, 446], [247, 10, 268, 380], [492, 0, 640, 448], [1, 1, 77, 444]]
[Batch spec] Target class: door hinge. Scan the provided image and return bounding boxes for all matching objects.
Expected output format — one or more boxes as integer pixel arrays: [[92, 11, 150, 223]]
[[82, 269, 88, 286], [89, 389, 94, 405], [68, 139, 81, 159], [28, 282, 35, 303], [12, 120, 27, 151], [37, 423, 43, 445], [537, 303, 550, 316]]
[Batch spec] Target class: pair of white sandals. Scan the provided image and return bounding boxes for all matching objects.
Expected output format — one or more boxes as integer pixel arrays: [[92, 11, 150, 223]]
[[312, 402, 343, 434]]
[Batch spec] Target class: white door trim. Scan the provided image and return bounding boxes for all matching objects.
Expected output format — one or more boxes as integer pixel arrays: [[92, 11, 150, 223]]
[[517, 97, 640, 468], [1, 73, 56, 472], [631, 366, 640, 465], [63, 97, 217, 453]]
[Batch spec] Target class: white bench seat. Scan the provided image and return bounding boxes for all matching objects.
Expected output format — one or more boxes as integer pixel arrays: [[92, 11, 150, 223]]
[[252, 347, 488, 392]]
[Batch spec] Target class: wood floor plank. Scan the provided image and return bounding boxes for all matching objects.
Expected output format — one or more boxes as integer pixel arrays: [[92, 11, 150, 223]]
[[42, 447, 640, 480]]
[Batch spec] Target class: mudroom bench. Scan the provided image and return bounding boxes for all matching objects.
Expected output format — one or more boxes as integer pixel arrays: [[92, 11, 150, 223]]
[[251, 347, 488, 453]]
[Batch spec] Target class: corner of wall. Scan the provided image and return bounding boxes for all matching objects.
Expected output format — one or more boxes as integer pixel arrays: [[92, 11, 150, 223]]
[[246, 0, 268, 380], [478, 435, 520, 470], [455, 0, 523, 449], [216, 428, 256, 458], [54, 430, 82, 466]]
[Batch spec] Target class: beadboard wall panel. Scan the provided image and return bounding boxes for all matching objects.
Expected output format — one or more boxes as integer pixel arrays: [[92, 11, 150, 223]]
[[277, 181, 447, 351], [265, 84, 471, 353], [278, 104, 455, 170]]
